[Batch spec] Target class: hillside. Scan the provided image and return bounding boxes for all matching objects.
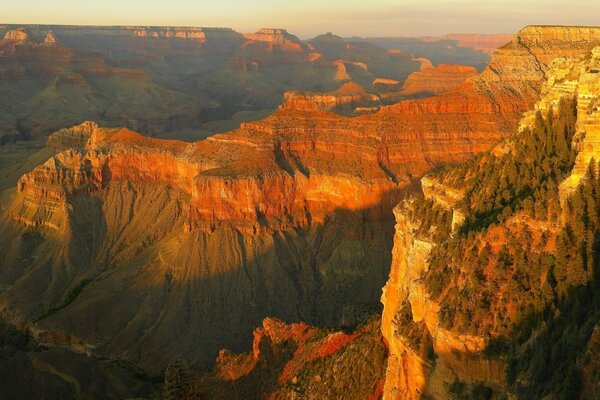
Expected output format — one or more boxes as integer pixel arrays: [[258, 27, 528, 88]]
[[381, 37, 600, 399]]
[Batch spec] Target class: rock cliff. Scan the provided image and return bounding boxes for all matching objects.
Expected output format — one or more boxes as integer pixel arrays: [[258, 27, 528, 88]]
[[559, 46, 600, 205], [381, 26, 600, 399], [400, 64, 478, 96]]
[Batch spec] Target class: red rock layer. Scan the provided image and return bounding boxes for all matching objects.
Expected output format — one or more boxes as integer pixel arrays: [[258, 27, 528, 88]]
[[17, 26, 600, 233], [162, 317, 386, 400], [400, 63, 478, 95], [281, 82, 381, 114]]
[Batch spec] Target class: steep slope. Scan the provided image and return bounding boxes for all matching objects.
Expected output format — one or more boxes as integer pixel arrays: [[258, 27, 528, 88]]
[[381, 38, 600, 399], [1, 25, 598, 381], [0, 318, 159, 399], [163, 317, 386, 399]]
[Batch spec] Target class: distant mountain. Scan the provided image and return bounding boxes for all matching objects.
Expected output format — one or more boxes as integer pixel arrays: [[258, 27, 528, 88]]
[[1, 24, 490, 143], [0, 25, 511, 144], [357, 33, 513, 70]]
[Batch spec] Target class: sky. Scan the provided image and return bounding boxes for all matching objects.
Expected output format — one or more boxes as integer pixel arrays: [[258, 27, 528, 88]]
[[1, 0, 599, 38]]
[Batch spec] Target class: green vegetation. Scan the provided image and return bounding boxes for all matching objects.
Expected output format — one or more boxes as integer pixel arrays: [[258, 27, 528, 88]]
[[410, 197, 453, 242], [446, 97, 577, 229], [415, 98, 579, 336], [505, 167, 600, 399], [285, 317, 387, 399], [406, 97, 600, 397], [392, 300, 436, 361]]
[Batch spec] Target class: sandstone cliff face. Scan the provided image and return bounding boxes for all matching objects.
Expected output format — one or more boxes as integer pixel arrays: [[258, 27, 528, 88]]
[[559, 46, 600, 205], [281, 82, 381, 114], [381, 201, 505, 400], [400, 64, 477, 96], [380, 27, 600, 400]]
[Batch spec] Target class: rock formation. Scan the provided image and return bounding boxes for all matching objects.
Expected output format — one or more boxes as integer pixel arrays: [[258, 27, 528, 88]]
[[380, 28, 600, 399], [282, 82, 381, 114], [399, 64, 478, 96], [0, 24, 440, 141], [559, 46, 600, 204], [3, 28, 29, 42], [163, 317, 386, 399]]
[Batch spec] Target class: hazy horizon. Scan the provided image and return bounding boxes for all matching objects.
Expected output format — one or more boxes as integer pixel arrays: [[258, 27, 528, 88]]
[[2, 0, 599, 39]]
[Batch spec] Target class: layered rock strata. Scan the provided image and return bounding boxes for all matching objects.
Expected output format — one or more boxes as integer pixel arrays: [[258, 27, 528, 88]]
[[3, 25, 599, 378], [381, 27, 600, 399]]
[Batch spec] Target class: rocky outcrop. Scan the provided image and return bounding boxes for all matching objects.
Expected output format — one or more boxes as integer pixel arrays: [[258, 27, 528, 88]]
[[163, 317, 387, 400], [381, 27, 600, 400], [231, 28, 310, 67], [243, 28, 303, 47], [400, 64, 477, 95], [43, 30, 57, 45], [381, 200, 504, 399], [282, 82, 381, 114], [3, 28, 29, 42]]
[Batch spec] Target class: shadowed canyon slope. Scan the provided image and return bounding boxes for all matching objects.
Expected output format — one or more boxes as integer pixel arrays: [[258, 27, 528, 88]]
[[162, 317, 386, 399], [0, 25, 504, 143], [1, 25, 600, 398], [381, 26, 600, 399]]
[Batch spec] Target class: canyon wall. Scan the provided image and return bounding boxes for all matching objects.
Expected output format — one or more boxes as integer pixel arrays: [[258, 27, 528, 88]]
[[381, 27, 600, 399]]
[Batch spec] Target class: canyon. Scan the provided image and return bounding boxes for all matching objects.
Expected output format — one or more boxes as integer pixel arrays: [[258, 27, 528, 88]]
[[0, 24, 600, 399], [0, 25, 501, 144]]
